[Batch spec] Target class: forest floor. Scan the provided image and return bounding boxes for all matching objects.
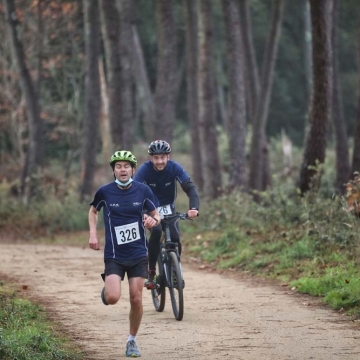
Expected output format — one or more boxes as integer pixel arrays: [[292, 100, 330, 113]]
[[1, 241, 360, 360]]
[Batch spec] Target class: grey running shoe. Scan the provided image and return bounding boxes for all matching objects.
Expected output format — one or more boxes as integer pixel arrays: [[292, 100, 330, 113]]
[[101, 287, 108, 306], [125, 340, 141, 357]]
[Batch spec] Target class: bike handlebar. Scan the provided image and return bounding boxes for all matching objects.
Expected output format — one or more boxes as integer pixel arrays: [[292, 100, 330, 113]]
[[161, 212, 194, 221]]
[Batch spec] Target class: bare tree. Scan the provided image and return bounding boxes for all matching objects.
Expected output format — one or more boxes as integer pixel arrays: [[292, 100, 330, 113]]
[[99, 0, 123, 147], [302, 0, 313, 107], [248, 0, 285, 193], [4, 0, 44, 199], [238, 0, 260, 123], [131, 23, 156, 142], [153, 0, 177, 142], [222, 0, 247, 189], [80, 0, 101, 201], [298, 0, 333, 194], [331, 0, 350, 194], [351, 8, 360, 176], [118, 0, 135, 149], [99, 59, 112, 165], [198, 0, 222, 199], [184, 0, 204, 191]]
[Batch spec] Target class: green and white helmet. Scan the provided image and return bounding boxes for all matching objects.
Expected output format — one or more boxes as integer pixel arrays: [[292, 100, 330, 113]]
[[109, 150, 137, 168]]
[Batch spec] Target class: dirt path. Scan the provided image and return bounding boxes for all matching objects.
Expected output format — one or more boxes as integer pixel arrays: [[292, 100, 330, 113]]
[[1, 243, 360, 360]]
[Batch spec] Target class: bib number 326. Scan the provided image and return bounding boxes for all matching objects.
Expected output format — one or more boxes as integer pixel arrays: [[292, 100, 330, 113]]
[[115, 222, 140, 245]]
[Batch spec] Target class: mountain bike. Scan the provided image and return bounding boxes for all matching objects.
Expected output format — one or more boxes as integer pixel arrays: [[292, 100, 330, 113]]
[[150, 212, 192, 321]]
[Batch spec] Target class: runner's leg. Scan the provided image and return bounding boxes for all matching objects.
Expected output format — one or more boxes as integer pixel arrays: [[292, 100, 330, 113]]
[[104, 274, 122, 304], [128, 277, 144, 336]]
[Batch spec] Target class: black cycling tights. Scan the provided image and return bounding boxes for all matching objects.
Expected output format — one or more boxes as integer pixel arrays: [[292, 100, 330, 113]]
[[148, 221, 181, 271]]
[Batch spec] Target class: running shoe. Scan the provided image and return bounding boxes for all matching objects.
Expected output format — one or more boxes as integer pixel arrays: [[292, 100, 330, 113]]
[[101, 287, 108, 306], [144, 271, 157, 290], [125, 340, 141, 357]]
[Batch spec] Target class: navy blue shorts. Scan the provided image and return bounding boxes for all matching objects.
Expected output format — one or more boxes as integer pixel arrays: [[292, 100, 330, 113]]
[[102, 257, 148, 281]]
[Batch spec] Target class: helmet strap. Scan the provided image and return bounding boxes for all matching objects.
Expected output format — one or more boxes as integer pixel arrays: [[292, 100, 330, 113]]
[[115, 178, 133, 188]]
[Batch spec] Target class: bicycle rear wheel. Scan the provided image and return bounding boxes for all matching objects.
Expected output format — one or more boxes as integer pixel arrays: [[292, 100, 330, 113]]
[[151, 252, 166, 312], [168, 251, 184, 321]]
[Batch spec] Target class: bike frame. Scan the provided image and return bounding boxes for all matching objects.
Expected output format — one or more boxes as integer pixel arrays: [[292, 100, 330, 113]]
[[150, 212, 190, 321]]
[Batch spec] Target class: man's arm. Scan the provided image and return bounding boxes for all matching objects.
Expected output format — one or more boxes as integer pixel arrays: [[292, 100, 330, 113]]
[[180, 179, 200, 217], [88, 206, 100, 250], [143, 209, 161, 229]]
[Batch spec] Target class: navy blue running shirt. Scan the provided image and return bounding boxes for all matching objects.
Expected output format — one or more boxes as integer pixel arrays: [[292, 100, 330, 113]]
[[90, 181, 158, 261], [134, 160, 190, 213]]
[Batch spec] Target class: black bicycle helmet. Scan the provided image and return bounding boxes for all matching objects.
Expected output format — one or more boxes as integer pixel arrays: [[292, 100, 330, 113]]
[[109, 150, 137, 168], [147, 140, 171, 155]]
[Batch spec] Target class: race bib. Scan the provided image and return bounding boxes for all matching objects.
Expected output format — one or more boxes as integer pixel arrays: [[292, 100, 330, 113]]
[[157, 204, 172, 216], [115, 222, 140, 245]]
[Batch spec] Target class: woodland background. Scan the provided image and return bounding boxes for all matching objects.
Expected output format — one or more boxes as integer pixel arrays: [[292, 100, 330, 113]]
[[1, 0, 360, 205], [5, 2, 360, 342]]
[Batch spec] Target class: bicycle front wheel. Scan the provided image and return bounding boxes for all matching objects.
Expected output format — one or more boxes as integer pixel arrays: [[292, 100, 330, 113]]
[[151, 253, 166, 312], [168, 251, 184, 321]]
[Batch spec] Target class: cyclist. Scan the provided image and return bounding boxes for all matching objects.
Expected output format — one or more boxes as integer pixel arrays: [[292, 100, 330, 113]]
[[88, 150, 160, 358], [134, 140, 199, 289]]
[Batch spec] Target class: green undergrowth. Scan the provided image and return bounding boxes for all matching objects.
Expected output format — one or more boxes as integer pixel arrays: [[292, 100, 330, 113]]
[[182, 179, 360, 318], [0, 281, 84, 360]]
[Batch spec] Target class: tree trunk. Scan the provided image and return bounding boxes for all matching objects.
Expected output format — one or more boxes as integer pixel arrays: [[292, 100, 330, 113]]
[[80, 0, 101, 201], [184, 0, 204, 191], [222, 0, 247, 189], [4, 0, 44, 200], [99, 0, 123, 147], [131, 24, 156, 142], [238, 0, 260, 123], [99, 59, 113, 165], [118, 0, 135, 150], [298, 0, 333, 194], [248, 0, 285, 193], [303, 0, 313, 107], [154, 0, 177, 143], [351, 9, 360, 175], [198, 0, 222, 199], [331, 0, 350, 194]]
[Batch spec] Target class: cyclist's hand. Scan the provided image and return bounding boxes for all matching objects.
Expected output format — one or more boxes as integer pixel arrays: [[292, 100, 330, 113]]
[[187, 209, 199, 218]]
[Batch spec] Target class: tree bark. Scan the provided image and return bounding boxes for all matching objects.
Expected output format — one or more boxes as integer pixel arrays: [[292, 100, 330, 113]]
[[131, 24, 156, 142], [118, 0, 135, 150], [99, 0, 123, 147], [331, 0, 350, 194], [198, 0, 222, 199], [351, 7, 360, 176], [98, 59, 113, 165], [80, 0, 101, 201], [223, 0, 247, 189], [298, 0, 333, 194], [238, 0, 260, 123], [154, 0, 177, 143], [303, 0, 313, 107], [4, 0, 44, 200], [248, 0, 285, 193], [184, 0, 204, 191]]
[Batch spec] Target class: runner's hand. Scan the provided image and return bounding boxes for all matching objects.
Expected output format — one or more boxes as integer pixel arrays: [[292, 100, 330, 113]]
[[143, 214, 159, 229], [89, 234, 100, 251]]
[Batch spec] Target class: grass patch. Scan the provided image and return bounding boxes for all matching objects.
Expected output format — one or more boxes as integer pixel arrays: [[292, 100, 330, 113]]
[[0, 282, 84, 360], [181, 181, 360, 317]]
